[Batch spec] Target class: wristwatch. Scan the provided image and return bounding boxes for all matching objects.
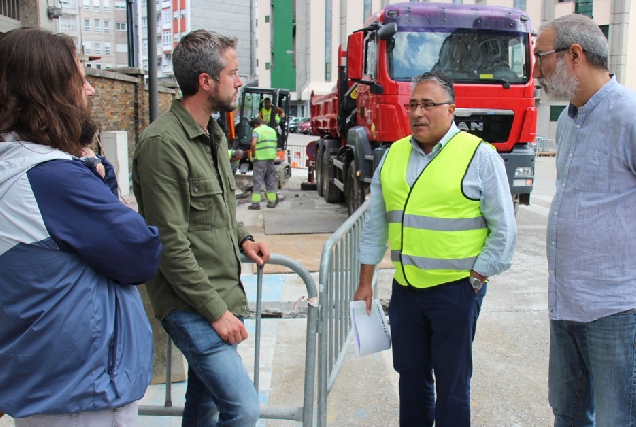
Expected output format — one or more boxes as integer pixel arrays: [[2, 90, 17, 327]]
[[469, 276, 483, 291], [239, 235, 255, 253]]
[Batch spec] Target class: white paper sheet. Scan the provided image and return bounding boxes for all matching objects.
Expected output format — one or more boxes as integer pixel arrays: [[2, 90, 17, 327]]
[[350, 299, 392, 357]]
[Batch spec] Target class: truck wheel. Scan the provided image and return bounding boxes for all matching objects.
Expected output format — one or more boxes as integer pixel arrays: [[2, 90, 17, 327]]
[[316, 148, 324, 197], [512, 195, 520, 217], [322, 149, 344, 203], [346, 162, 362, 215]]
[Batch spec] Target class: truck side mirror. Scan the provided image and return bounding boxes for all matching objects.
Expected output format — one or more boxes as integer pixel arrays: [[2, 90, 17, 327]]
[[377, 22, 397, 41], [347, 32, 364, 81]]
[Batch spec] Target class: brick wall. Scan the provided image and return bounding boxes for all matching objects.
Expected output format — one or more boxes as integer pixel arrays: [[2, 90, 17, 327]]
[[84, 66, 178, 170]]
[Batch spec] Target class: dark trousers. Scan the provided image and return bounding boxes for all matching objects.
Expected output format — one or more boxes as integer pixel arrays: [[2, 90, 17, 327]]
[[389, 278, 481, 427]]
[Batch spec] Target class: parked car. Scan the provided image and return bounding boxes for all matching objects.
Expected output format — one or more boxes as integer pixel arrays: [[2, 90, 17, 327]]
[[297, 119, 312, 135], [289, 117, 309, 133]]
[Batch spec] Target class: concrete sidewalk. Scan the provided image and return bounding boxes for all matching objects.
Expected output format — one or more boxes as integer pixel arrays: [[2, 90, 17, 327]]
[[1, 168, 554, 426]]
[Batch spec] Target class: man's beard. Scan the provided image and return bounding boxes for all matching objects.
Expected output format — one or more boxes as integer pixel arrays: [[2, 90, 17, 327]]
[[209, 84, 236, 113], [79, 113, 98, 146], [538, 57, 579, 101]]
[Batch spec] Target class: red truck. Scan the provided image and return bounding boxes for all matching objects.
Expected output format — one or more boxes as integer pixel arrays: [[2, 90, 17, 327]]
[[311, 2, 537, 215]]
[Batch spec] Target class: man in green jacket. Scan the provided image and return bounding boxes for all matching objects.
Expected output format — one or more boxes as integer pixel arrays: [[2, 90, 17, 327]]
[[132, 30, 269, 426], [249, 117, 278, 210]]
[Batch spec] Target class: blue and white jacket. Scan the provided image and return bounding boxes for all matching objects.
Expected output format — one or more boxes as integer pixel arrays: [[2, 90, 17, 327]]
[[0, 134, 162, 418]]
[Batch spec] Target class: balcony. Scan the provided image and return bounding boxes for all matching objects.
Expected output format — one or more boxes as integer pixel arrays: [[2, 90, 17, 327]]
[[1, 0, 20, 20], [59, 23, 78, 32]]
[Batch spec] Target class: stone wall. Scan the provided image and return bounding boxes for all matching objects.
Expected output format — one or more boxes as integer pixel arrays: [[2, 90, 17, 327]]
[[84, 66, 178, 171]]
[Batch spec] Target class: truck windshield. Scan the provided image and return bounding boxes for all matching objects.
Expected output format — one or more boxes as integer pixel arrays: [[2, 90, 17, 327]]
[[389, 29, 529, 84]]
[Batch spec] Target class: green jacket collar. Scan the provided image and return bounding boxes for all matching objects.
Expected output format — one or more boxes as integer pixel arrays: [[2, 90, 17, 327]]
[[169, 99, 225, 142]]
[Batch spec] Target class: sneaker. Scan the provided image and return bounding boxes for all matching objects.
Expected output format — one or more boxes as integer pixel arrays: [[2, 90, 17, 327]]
[[248, 204, 261, 210], [267, 201, 277, 208]]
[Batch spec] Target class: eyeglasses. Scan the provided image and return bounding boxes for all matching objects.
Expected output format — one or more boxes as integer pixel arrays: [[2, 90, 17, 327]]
[[404, 101, 454, 112], [534, 47, 569, 66]]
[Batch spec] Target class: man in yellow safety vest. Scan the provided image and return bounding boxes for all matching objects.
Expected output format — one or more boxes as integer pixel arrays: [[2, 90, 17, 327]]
[[259, 97, 284, 130], [353, 71, 516, 426], [248, 117, 278, 210]]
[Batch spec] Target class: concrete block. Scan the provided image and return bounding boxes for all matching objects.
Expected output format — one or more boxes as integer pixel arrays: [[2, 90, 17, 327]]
[[138, 284, 188, 385], [101, 131, 130, 197]]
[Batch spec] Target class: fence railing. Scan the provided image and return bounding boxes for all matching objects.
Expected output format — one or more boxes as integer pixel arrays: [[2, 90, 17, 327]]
[[316, 199, 375, 427], [535, 137, 557, 156], [287, 144, 309, 169], [138, 253, 319, 426]]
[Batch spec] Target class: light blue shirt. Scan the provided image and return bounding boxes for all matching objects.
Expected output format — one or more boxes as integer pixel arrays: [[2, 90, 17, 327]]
[[359, 123, 517, 278], [547, 77, 636, 322]]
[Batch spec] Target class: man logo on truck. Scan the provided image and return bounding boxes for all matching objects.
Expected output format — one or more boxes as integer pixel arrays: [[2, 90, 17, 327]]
[[456, 121, 484, 133]]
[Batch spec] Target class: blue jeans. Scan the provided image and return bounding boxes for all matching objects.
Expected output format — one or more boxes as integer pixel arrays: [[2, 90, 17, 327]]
[[389, 278, 479, 427], [549, 309, 636, 427], [161, 310, 260, 427]]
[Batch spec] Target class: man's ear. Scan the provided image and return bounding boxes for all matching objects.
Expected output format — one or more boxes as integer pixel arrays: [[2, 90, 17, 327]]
[[569, 44, 584, 65], [198, 73, 212, 91]]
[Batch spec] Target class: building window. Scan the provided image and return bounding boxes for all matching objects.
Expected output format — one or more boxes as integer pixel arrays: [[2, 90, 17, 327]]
[[264, 15, 269, 23], [103, 0, 109, 10], [550, 105, 566, 121], [94, 19, 100, 32], [114, 1, 126, 10], [453, 0, 463, 3], [162, 10, 170, 23], [94, 42, 102, 54], [513, 0, 525, 9], [84, 19, 91, 31], [363, 0, 371, 20], [103, 20, 110, 33], [83, 41, 92, 54], [575, 0, 593, 18], [104, 42, 111, 55], [162, 32, 171, 45], [265, 62, 270, 70], [115, 22, 127, 31], [142, 17, 147, 28], [83, 0, 89, 9], [599, 24, 609, 39], [325, 0, 332, 81], [93, 0, 99, 10]]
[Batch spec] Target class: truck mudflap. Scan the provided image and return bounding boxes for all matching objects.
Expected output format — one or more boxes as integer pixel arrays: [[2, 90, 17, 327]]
[[499, 143, 535, 208]]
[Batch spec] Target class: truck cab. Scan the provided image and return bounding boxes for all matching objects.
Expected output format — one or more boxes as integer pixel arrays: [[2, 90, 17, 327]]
[[312, 2, 536, 214]]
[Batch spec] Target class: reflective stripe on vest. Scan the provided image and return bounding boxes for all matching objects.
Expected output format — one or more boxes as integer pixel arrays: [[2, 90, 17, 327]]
[[254, 125, 278, 160], [380, 132, 489, 289]]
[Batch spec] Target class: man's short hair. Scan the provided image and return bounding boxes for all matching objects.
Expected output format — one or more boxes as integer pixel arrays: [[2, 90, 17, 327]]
[[250, 117, 264, 128], [541, 14, 609, 70], [411, 72, 456, 103], [0, 28, 88, 156], [173, 30, 238, 97]]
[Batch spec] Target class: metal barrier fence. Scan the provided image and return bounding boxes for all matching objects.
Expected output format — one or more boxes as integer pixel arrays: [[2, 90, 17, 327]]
[[287, 145, 309, 169], [535, 137, 557, 156], [138, 253, 319, 426], [0, 0, 20, 20], [316, 199, 375, 427]]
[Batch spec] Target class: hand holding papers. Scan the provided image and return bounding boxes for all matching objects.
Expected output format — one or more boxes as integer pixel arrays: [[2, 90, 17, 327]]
[[350, 299, 391, 357]]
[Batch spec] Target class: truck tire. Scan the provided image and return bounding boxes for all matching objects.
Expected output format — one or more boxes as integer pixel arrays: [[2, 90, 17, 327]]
[[316, 148, 324, 197], [346, 161, 363, 215], [322, 149, 344, 203]]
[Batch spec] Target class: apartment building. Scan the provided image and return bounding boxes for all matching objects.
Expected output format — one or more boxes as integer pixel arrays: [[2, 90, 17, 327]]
[[259, 0, 633, 123], [51, 0, 129, 69], [137, 0, 257, 84]]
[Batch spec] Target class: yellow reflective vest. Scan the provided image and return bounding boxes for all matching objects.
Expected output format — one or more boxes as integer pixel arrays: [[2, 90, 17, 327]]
[[253, 125, 278, 160], [260, 107, 281, 124], [380, 132, 489, 289]]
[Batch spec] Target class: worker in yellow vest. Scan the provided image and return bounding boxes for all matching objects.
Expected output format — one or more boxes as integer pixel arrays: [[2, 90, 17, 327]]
[[259, 97, 285, 131], [353, 72, 517, 426], [248, 117, 278, 210]]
